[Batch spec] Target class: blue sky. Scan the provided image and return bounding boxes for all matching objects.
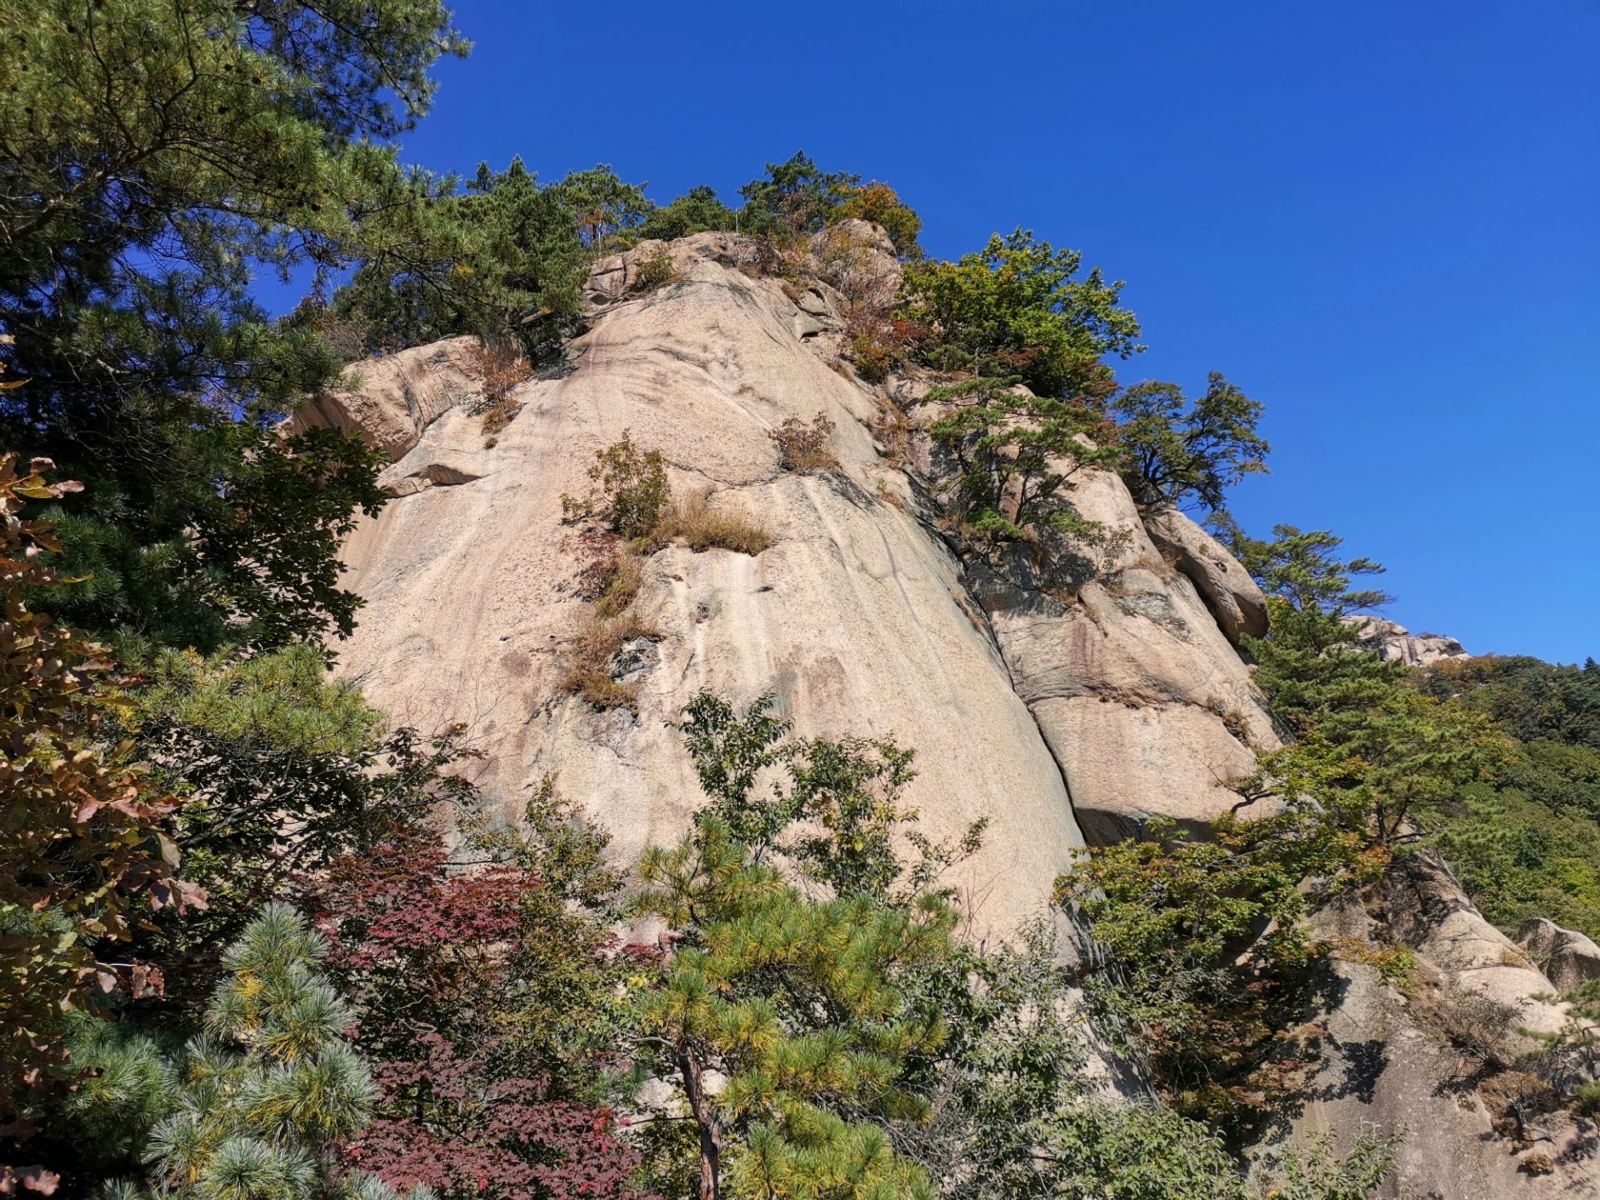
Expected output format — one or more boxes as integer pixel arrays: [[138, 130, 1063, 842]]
[[327, 1, 1600, 661]]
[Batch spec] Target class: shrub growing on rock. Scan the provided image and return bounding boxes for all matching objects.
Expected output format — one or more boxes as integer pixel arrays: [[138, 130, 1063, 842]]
[[1055, 813, 1350, 1137], [563, 432, 672, 540], [898, 229, 1142, 398], [837, 182, 923, 257], [1111, 372, 1269, 514], [632, 248, 679, 293], [921, 376, 1120, 547], [768, 413, 838, 473]]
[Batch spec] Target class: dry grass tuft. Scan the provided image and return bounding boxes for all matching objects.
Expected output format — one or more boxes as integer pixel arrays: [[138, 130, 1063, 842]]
[[650, 491, 771, 556], [769, 413, 838, 473], [559, 609, 659, 714], [468, 336, 533, 439]]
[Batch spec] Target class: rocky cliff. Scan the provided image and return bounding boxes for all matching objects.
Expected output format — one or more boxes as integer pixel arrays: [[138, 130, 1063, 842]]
[[300, 226, 1594, 1198]]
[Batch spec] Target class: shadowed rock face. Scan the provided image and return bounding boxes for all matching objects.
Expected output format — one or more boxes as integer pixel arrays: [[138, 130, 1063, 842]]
[[1522, 917, 1600, 992], [312, 226, 1593, 1197]]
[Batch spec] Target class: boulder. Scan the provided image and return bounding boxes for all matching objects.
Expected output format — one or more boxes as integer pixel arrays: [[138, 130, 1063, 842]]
[[1348, 615, 1469, 667], [1142, 506, 1268, 645], [1521, 917, 1600, 992], [282, 336, 482, 462]]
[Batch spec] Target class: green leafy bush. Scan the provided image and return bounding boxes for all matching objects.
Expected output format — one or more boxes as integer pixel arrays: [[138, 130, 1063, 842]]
[[837, 182, 923, 257], [899, 229, 1142, 398], [1111, 372, 1269, 513], [632, 247, 679, 293], [922, 376, 1120, 546], [1056, 813, 1349, 1135], [562, 431, 672, 540]]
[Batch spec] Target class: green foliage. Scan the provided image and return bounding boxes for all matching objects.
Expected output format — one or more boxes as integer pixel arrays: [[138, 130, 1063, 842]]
[[52, 1013, 181, 1176], [1252, 1132, 1399, 1200], [638, 186, 738, 242], [626, 691, 997, 1198], [633, 248, 679, 293], [899, 923, 1395, 1200], [113, 647, 482, 984], [907, 924, 1246, 1200], [1230, 531, 1503, 852], [1219, 523, 1391, 618], [738, 151, 859, 238], [37, 426, 387, 651], [331, 158, 588, 358], [1056, 814, 1350, 1134], [123, 640, 381, 753], [675, 691, 983, 901], [837, 182, 923, 257], [1111, 372, 1269, 513], [548, 164, 651, 252], [899, 229, 1142, 398], [632, 818, 951, 1200], [1415, 657, 1600, 941], [922, 376, 1120, 547], [0, 455, 194, 1114], [1, 0, 463, 647], [562, 431, 671, 540], [1422, 655, 1600, 754], [104, 904, 417, 1200]]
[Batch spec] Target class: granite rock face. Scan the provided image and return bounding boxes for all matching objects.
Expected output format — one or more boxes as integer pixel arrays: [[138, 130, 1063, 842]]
[[1522, 917, 1600, 992], [283, 335, 483, 461], [325, 228, 1087, 940], [1143, 505, 1269, 646], [308, 225, 1591, 1198]]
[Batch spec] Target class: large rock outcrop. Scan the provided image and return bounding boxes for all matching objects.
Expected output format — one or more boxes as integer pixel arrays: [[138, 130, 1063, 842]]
[[312, 226, 1593, 1197], [1143, 505, 1269, 646], [1350, 615, 1471, 667], [327, 230, 1087, 939]]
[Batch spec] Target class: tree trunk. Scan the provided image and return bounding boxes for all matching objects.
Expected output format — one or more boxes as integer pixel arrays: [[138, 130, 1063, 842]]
[[677, 1039, 721, 1200]]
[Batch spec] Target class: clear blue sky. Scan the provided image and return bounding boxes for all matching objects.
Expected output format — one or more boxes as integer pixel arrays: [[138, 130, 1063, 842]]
[[341, 1, 1600, 662]]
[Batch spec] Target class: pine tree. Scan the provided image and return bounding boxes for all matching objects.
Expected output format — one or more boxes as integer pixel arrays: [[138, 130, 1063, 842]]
[[107, 903, 424, 1200], [629, 692, 970, 1200], [0, 0, 463, 646], [632, 821, 949, 1200], [1110, 372, 1269, 514], [1232, 526, 1502, 851]]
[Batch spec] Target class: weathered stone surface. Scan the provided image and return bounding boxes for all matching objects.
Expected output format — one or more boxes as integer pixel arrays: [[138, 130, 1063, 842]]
[[1383, 852, 1570, 1035], [1142, 506, 1268, 645], [1348, 615, 1470, 667], [330, 227, 1088, 938], [282, 336, 482, 461], [1293, 868, 1591, 1199], [960, 465, 1278, 842], [316, 226, 1591, 1196], [1522, 917, 1600, 992]]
